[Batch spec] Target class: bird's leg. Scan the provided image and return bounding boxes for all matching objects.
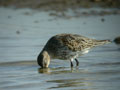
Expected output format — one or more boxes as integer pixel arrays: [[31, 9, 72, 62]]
[[70, 59, 74, 67], [71, 61, 73, 67], [75, 58, 79, 66]]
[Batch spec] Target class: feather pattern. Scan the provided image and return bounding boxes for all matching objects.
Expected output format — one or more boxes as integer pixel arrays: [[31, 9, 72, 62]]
[[43, 33, 111, 60]]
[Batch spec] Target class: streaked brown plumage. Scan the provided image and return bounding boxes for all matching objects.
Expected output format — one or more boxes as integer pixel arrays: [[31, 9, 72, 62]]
[[37, 33, 111, 68]]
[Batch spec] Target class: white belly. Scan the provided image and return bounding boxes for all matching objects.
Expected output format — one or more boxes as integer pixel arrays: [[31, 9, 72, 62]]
[[56, 49, 89, 60]]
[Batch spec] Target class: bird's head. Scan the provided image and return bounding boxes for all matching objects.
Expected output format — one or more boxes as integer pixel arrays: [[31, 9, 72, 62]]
[[37, 51, 50, 68]]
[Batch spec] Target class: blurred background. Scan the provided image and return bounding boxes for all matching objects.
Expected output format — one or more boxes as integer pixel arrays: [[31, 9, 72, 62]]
[[0, 0, 120, 18], [0, 0, 120, 90]]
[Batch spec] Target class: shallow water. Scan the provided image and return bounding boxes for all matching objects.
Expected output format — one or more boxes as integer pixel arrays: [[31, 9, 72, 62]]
[[0, 7, 120, 90]]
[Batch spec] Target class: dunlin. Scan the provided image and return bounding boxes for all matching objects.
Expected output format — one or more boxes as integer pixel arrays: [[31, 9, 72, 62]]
[[37, 33, 111, 68]]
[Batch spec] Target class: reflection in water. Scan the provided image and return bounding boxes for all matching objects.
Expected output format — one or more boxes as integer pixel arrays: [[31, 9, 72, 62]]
[[0, 60, 120, 90], [38, 67, 83, 74], [47, 78, 91, 89], [38, 68, 51, 74], [38, 67, 92, 89], [38, 67, 71, 74], [37, 61, 120, 90]]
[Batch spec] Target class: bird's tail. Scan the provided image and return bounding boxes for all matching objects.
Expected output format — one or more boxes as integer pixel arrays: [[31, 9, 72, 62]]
[[114, 36, 120, 44], [93, 39, 111, 46]]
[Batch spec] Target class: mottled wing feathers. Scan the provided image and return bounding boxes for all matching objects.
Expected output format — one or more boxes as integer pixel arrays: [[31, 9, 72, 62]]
[[45, 34, 110, 52], [56, 34, 95, 51]]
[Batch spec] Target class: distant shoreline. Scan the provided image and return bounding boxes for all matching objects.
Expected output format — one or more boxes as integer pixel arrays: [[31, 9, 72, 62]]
[[0, 0, 120, 10], [0, 0, 120, 18]]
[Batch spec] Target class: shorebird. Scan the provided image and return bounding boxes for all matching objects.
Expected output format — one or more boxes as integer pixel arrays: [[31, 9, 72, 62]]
[[37, 33, 111, 68]]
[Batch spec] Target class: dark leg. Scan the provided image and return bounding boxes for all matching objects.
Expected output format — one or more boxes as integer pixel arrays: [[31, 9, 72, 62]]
[[75, 58, 79, 66], [70, 59, 74, 67], [71, 61, 73, 67]]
